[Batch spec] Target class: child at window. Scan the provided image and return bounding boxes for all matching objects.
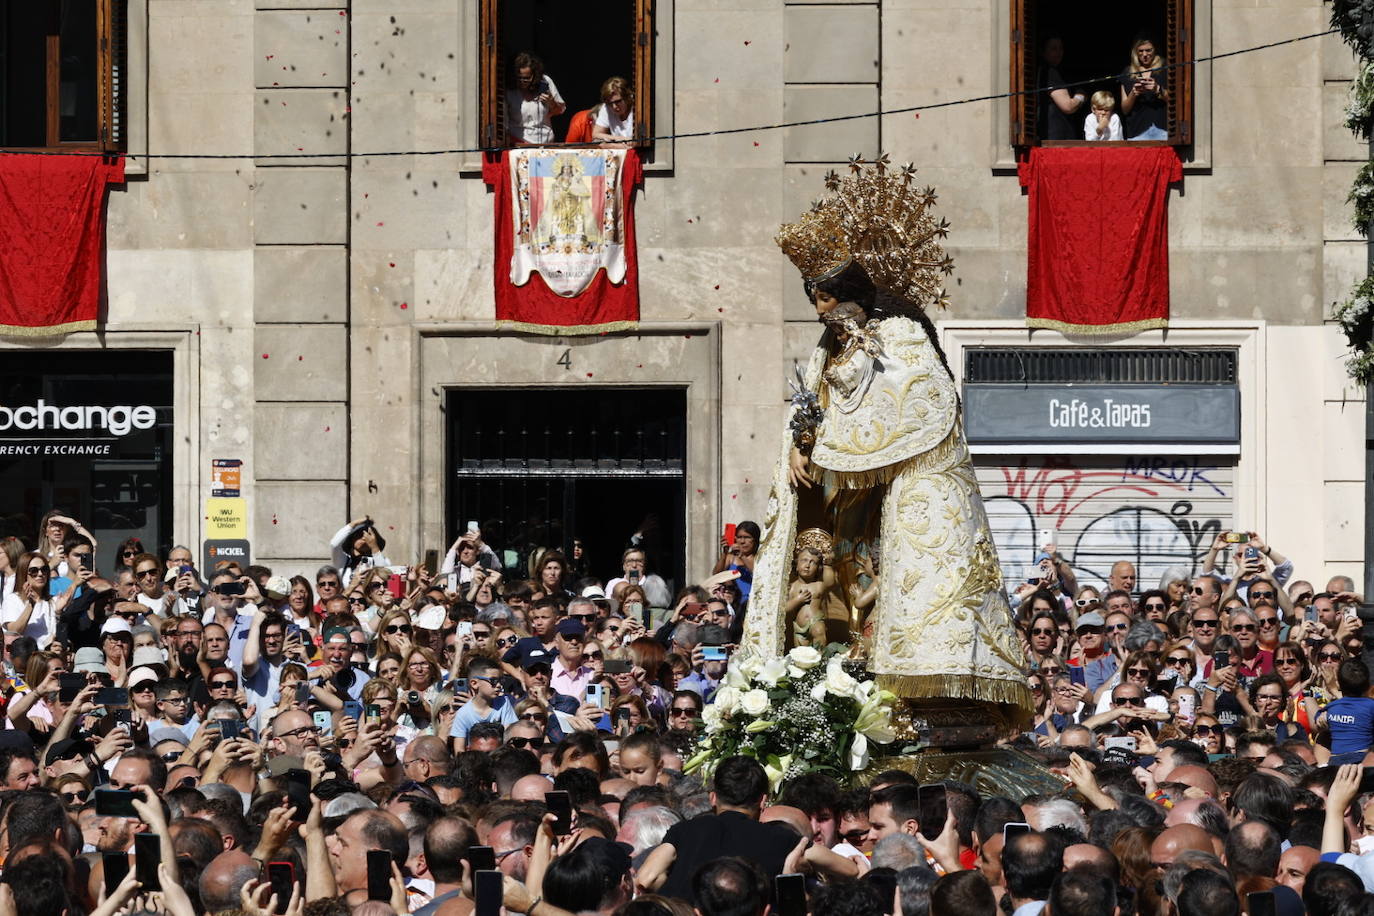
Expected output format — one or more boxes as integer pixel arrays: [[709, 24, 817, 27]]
[[1083, 90, 1124, 141]]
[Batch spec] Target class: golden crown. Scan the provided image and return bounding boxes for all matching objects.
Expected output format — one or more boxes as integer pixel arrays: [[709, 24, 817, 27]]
[[777, 154, 955, 309], [795, 527, 834, 558]]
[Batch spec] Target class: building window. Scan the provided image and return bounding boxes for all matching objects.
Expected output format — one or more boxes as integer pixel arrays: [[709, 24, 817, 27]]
[[479, 0, 653, 149], [0, 0, 126, 151], [1011, 0, 1193, 146]]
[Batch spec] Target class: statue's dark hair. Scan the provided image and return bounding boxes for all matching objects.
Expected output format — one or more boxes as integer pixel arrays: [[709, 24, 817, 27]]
[[809, 261, 954, 381]]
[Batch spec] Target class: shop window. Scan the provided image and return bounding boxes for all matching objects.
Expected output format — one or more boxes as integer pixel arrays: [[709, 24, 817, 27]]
[[479, 0, 653, 148], [0, 0, 126, 151], [1010, 0, 1193, 146]]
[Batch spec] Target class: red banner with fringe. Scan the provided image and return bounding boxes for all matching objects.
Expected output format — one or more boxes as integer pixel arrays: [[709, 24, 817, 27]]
[[1018, 146, 1180, 335], [483, 148, 641, 335], [0, 154, 124, 336]]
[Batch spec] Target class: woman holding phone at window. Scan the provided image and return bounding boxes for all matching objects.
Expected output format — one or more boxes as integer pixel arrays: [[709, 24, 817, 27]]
[[1119, 36, 1169, 141]]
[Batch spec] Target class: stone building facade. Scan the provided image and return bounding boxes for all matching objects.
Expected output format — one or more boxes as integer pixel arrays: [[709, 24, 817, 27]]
[[1, 0, 1364, 592]]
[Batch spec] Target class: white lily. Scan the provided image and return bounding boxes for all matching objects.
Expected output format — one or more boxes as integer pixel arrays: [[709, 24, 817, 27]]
[[854, 687, 898, 746], [849, 733, 870, 770], [756, 658, 788, 688]]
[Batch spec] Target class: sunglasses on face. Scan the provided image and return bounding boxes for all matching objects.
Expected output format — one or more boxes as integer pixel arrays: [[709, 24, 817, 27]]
[[1231, 623, 1257, 632], [28, 566, 49, 576], [385, 624, 412, 635], [570, 614, 597, 624], [1250, 591, 1276, 601], [121, 550, 139, 557], [1192, 619, 1218, 629], [1257, 617, 1279, 627], [1191, 586, 1207, 595], [1294, 593, 1314, 603], [1194, 724, 1219, 735], [670, 707, 698, 716], [1275, 657, 1300, 666], [1112, 696, 1145, 707], [1039, 666, 1063, 676], [1077, 626, 1103, 635], [1030, 628, 1055, 636], [1256, 693, 1283, 702], [497, 636, 519, 647], [1144, 602, 1166, 611], [1107, 623, 1129, 632], [1321, 652, 1344, 661], [61, 790, 88, 804], [507, 737, 542, 750], [1167, 656, 1192, 665], [1126, 667, 1152, 677], [584, 651, 604, 661], [520, 712, 547, 723], [1075, 598, 1097, 607], [209, 680, 236, 689], [472, 630, 491, 639]]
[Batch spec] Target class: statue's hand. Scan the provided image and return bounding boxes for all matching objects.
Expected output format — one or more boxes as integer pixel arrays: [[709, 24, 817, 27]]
[[788, 447, 814, 489]]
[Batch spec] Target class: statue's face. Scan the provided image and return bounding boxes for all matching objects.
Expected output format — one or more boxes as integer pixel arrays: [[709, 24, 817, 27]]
[[813, 289, 841, 315]]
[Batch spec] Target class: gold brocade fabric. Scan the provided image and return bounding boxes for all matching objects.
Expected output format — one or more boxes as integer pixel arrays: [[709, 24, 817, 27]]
[[810, 317, 958, 482], [740, 317, 1032, 714]]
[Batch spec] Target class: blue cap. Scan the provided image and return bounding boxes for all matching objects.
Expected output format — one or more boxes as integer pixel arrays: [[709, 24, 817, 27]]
[[555, 618, 586, 639]]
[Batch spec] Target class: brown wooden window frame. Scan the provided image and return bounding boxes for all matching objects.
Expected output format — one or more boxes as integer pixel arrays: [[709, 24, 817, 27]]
[[479, 0, 654, 150], [1011, 0, 1193, 148], [1, 0, 126, 152]]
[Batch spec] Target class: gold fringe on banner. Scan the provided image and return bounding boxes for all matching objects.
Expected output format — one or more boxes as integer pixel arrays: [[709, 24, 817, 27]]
[[1025, 316, 1168, 335], [496, 319, 639, 337], [876, 672, 1035, 710], [810, 427, 964, 491], [0, 319, 97, 337]]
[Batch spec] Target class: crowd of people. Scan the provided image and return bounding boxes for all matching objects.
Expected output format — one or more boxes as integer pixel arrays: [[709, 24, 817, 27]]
[[1, 510, 1374, 916]]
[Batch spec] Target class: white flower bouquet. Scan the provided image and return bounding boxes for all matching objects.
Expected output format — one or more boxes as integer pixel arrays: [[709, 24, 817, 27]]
[[683, 644, 901, 790]]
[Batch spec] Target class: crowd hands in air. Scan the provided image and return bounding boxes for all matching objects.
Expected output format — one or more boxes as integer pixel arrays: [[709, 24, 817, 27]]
[[2, 510, 1374, 916]]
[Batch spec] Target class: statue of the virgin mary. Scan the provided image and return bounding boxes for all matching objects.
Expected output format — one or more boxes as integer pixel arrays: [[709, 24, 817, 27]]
[[740, 157, 1032, 723]]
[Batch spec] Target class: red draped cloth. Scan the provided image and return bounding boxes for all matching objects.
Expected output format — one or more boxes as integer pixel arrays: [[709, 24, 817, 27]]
[[0, 153, 124, 336], [1018, 146, 1181, 334], [483, 148, 642, 335]]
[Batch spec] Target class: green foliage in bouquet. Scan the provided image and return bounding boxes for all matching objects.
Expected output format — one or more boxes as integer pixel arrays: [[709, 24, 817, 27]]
[[683, 644, 911, 791]]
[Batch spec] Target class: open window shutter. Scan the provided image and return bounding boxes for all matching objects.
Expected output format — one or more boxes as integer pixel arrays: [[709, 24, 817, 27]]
[[1010, 0, 1036, 146], [99, 0, 128, 151], [1169, 0, 1194, 145], [633, 0, 653, 146], [479, 0, 502, 148]]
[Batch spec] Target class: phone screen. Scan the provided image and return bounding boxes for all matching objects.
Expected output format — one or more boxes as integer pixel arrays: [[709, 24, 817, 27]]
[[1214, 650, 1230, 670], [59, 673, 86, 704], [918, 784, 948, 841], [775, 874, 806, 916], [1247, 891, 1276, 916], [475, 870, 503, 916], [295, 682, 311, 703], [135, 833, 162, 891], [95, 789, 140, 818], [366, 850, 393, 901], [95, 687, 129, 708], [467, 846, 497, 873], [545, 791, 573, 835], [267, 862, 296, 914], [103, 852, 130, 897], [1003, 822, 1032, 843]]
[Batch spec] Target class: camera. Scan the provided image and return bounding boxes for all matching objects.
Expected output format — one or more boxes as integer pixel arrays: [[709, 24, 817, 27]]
[[407, 691, 420, 705]]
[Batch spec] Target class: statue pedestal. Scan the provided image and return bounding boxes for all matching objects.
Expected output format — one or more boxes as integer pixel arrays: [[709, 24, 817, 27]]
[[867, 698, 1067, 797]]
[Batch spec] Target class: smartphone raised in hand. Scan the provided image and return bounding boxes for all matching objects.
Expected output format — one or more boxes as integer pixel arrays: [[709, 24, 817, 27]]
[[135, 832, 162, 891], [545, 791, 573, 835], [366, 850, 393, 902], [266, 862, 296, 915], [775, 874, 806, 916]]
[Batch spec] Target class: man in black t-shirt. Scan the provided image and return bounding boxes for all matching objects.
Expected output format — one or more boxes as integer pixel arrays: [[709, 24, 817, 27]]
[[638, 755, 801, 901]]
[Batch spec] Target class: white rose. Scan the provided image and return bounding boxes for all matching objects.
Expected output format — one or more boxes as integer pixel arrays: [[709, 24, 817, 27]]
[[702, 703, 724, 733], [824, 659, 859, 698], [810, 682, 828, 702], [788, 646, 823, 671], [714, 686, 740, 718], [755, 658, 788, 688], [740, 688, 770, 717]]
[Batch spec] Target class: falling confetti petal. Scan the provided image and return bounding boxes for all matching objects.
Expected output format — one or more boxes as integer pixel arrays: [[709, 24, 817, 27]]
[[324, 426, 331, 432], [389, 262, 395, 267], [744, 40, 751, 45], [586, 372, 594, 378], [714, 285, 720, 290], [262, 353, 269, 359], [399, 302, 408, 309]]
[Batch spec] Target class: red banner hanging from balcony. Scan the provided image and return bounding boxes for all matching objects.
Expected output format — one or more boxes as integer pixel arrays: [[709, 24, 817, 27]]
[[484, 148, 642, 335], [1018, 146, 1181, 334], [0, 153, 124, 336]]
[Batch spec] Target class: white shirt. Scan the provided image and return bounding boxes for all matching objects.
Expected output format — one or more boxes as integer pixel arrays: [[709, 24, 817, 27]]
[[594, 104, 634, 139], [2, 594, 56, 648], [1083, 112, 1124, 141], [505, 75, 565, 145]]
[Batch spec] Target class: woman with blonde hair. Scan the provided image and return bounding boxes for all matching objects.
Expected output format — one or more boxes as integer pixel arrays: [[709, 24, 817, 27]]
[[372, 608, 413, 660], [1119, 36, 1169, 140], [0, 537, 25, 598], [592, 75, 635, 143]]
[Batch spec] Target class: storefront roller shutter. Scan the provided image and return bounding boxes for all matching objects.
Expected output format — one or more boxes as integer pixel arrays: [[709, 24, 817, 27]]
[[974, 454, 1236, 593]]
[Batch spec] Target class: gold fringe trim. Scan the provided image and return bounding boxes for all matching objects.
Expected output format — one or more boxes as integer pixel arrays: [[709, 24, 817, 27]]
[[811, 425, 965, 490], [0, 319, 97, 337], [876, 672, 1035, 712], [496, 318, 639, 337], [1025, 316, 1168, 336]]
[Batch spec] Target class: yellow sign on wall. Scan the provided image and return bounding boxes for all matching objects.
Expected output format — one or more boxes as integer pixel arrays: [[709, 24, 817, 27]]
[[206, 497, 247, 540]]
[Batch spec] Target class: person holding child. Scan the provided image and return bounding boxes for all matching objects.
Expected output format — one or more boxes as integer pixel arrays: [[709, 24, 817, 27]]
[[1083, 90, 1123, 141]]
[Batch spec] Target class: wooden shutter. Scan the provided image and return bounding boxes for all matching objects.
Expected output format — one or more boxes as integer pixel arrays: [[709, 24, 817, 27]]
[[633, 0, 653, 146], [1168, 0, 1194, 146], [99, 0, 128, 151], [1010, 0, 1036, 146], [479, 0, 502, 148]]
